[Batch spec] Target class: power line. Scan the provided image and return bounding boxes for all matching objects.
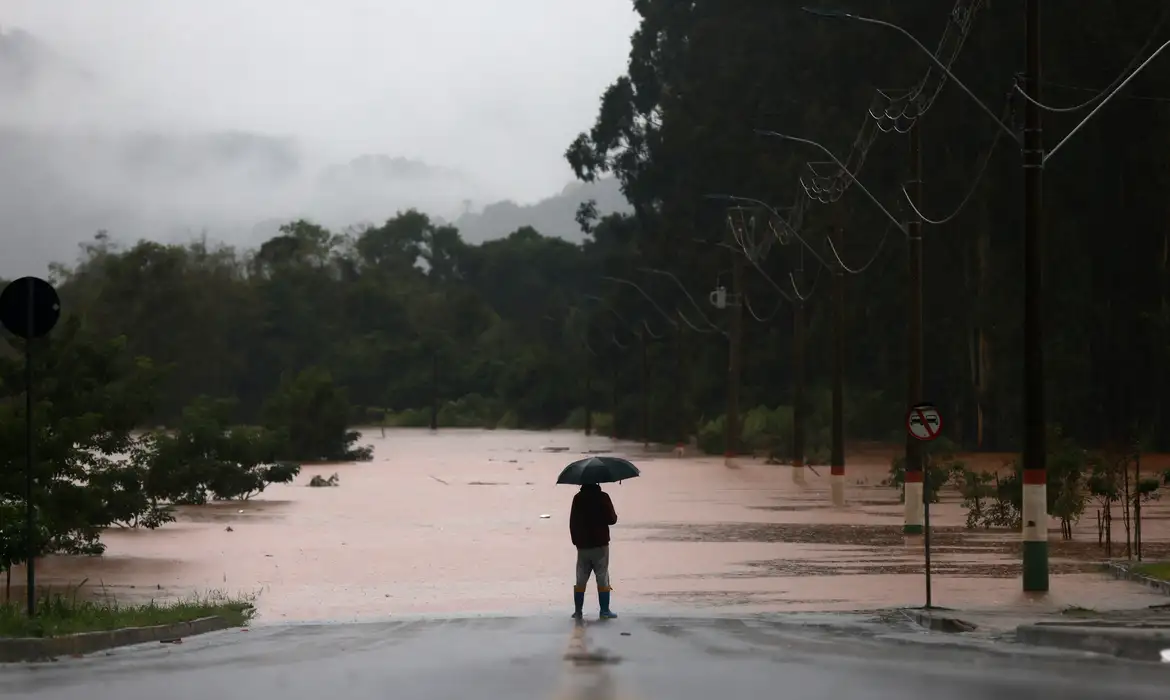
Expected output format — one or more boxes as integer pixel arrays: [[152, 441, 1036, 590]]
[[825, 219, 895, 275], [801, 0, 985, 204], [900, 91, 1012, 226], [1014, 6, 1170, 113], [1044, 80, 1170, 104]]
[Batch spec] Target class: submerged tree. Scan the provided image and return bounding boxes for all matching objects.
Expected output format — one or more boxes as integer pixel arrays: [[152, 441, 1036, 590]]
[[137, 396, 301, 505], [0, 317, 166, 579]]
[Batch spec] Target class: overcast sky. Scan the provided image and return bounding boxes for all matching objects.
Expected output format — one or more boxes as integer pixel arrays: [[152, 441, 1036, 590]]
[[3, 0, 638, 204]]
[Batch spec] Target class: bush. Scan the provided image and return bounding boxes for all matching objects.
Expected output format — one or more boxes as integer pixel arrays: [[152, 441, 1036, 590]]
[[883, 436, 965, 503], [697, 405, 831, 459]]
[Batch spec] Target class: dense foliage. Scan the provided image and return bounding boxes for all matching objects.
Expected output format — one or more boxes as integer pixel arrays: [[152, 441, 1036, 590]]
[[567, 0, 1170, 452], [5, 0, 1170, 579]]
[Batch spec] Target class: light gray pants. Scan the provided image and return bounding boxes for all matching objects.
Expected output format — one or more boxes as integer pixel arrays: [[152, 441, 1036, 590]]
[[574, 546, 611, 592]]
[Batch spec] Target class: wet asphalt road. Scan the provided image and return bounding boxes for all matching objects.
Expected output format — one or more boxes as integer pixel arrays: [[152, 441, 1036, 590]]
[[2, 613, 1169, 699]]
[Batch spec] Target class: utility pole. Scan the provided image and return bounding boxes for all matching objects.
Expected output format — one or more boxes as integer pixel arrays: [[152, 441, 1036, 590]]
[[905, 122, 925, 535], [830, 247, 845, 506], [675, 324, 687, 453], [640, 331, 650, 448], [726, 250, 745, 463], [792, 271, 807, 485], [610, 361, 619, 440], [1021, 0, 1048, 592], [584, 343, 593, 436], [429, 348, 438, 431]]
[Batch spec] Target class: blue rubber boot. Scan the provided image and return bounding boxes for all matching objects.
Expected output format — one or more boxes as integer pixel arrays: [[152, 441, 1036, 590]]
[[599, 590, 617, 619], [572, 590, 585, 619]]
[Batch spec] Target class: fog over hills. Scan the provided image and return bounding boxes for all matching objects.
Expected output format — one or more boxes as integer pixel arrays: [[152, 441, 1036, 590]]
[[0, 27, 630, 277]]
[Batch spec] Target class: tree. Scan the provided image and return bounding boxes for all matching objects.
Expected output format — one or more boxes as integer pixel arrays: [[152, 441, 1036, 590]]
[[136, 397, 301, 505], [0, 316, 164, 580], [261, 367, 371, 462]]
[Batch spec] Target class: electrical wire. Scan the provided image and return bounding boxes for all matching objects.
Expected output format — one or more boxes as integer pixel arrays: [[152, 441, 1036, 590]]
[[600, 276, 681, 331], [744, 295, 785, 323], [900, 93, 1010, 226], [825, 218, 894, 275], [1013, 6, 1170, 113], [677, 307, 728, 337], [801, 0, 985, 204], [1043, 80, 1170, 104], [632, 269, 723, 333], [789, 262, 823, 303]]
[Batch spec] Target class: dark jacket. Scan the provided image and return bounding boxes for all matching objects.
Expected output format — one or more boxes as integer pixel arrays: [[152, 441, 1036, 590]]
[[569, 485, 618, 549]]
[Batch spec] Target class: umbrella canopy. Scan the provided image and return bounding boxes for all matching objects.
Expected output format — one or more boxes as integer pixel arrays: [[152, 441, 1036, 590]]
[[556, 456, 641, 485]]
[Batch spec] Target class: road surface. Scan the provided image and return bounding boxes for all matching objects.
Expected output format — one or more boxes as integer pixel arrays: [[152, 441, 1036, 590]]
[[2, 613, 1168, 699]]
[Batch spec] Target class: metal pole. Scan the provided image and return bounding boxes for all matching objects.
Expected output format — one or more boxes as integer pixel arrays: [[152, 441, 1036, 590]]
[[1022, 0, 1049, 593], [905, 122, 926, 535], [1135, 447, 1143, 561], [830, 265, 845, 505], [584, 346, 593, 436], [675, 325, 686, 450], [24, 280, 36, 617], [610, 363, 618, 439], [429, 349, 438, 431], [924, 465, 933, 608], [640, 332, 649, 447], [792, 295, 807, 484], [726, 252, 744, 461]]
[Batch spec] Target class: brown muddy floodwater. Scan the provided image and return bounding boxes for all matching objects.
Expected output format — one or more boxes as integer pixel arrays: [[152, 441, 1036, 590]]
[[9, 430, 1170, 622]]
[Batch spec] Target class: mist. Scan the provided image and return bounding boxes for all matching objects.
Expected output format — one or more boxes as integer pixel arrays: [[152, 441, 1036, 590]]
[[0, 1, 638, 276]]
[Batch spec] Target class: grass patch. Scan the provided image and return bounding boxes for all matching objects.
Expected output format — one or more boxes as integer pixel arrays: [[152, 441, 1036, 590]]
[[1132, 561, 1170, 581], [0, 586, 256, 638], [1059, 605, 1097, 618]]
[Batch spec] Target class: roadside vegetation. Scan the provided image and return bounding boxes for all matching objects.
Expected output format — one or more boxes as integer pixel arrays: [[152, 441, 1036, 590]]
[[882, 427, 1170, 558], [1132, 562, 1170, 582], [0, 587, 255, 638]]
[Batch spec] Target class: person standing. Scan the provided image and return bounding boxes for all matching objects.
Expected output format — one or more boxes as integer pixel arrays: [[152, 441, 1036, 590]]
[[569, 483, 618, 619]]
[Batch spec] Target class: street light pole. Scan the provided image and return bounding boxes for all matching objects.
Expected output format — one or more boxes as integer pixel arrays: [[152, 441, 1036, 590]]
[[1021, 0, 1048, 592], [640, 330, 650, 448], [674, 324, 688, 453], [429, 348, 439, 431], [726, 250, 745, 463], [792, 272, 807, 485], [905, 121, 925, 535], [830, 234, 846, 506], [584, 343, 593, 436]]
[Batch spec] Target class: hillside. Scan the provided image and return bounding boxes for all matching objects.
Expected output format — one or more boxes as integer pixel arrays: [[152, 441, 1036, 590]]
[[451, 178, 630, 243]]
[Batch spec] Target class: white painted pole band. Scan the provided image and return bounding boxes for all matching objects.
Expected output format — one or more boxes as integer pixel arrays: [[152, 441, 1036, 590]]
[[830, 473, 845, 506], [904, 481, 924, 534], [1022, 483, 1047, 542]]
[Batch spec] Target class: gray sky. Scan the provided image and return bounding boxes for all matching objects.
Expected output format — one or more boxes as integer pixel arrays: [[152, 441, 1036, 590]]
[[0, 0, 639, 275], [3, 0, 636, 202]]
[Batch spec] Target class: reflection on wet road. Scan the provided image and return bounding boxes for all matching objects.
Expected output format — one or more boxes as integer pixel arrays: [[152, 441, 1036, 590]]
[[2, 614, 1168, 700]]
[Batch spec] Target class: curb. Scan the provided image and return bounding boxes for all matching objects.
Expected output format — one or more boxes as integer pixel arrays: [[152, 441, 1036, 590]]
[[1016, 623, 1170, 663], [0, 616, 236, 663], [1102, 561, 1170, 596], [904, 608, 978, 633]]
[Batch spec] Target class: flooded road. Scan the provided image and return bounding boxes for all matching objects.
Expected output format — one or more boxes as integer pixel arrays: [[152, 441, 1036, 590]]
[[9, 430, 1169, 621]]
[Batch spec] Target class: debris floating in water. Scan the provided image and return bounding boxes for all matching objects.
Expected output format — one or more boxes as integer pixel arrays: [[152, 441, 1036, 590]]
[[1161, 648, 1170, 663], [540, 514, 551, 519]]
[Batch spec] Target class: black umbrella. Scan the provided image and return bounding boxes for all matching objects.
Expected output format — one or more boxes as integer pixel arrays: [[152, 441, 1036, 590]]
[[556, 456, 641, 485]]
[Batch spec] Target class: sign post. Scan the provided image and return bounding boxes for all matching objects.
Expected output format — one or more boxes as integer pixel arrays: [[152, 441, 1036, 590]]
[[906, 402, 942, 609], [0, 277, 62, 618]]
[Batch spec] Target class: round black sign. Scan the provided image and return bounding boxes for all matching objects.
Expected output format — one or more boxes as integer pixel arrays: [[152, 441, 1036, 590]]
[[0, 277, 61, 339]]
